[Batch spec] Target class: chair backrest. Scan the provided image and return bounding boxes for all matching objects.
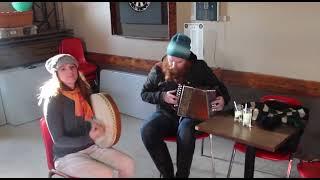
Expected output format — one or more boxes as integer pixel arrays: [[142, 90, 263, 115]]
[[39, 117, 55, 170], [59, 37, 87, 64], [260, 95, 302, 107]]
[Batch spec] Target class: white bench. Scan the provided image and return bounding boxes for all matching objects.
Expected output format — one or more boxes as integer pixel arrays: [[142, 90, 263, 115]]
[[99, 69, 156, 120]]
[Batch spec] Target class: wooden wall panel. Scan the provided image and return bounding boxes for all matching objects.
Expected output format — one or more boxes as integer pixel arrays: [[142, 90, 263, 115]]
[[86, 52, 157, 74], [86, 52, 320, 97], [219, 69, 320, 97], [168, 2, 177, 39], [0, 29, 73, 69]]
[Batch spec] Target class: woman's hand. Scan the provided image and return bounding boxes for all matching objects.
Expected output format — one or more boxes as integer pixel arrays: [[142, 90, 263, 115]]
[[210, 96, 225, 112], [89, 120, 105, 141], [163, 90, 178, 105]]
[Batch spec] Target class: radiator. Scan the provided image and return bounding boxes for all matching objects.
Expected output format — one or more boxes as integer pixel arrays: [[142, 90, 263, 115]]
[[99, 69, 156, 120], [0, 63, 50, 125]]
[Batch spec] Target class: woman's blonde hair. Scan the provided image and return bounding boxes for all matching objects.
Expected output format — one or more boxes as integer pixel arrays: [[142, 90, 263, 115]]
[[38, 71, 92, 106]]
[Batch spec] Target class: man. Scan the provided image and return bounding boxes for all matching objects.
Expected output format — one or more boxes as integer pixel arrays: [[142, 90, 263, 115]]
[[140, 33, 230, 178]]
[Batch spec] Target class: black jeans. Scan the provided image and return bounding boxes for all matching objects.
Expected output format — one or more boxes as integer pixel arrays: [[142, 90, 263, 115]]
[[140, 111, 202, 178]]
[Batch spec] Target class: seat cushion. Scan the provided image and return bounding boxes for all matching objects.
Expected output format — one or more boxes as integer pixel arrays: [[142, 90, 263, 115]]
[[260, 95, 302, 106], [297, 161, 320, 178]]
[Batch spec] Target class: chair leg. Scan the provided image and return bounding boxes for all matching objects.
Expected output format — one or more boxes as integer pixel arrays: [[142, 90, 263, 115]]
[[201, 138, 205, 156], [286, 157, 293, 178], [209, 134, 216, 178], [200, 137, 212, 158], [227, 147, 236, 178], [94, 72, 98, 90], [48, 171, 54, 178]]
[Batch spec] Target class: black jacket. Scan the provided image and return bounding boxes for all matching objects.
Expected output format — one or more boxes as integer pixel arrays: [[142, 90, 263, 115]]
[[141, 56, 230, 117]]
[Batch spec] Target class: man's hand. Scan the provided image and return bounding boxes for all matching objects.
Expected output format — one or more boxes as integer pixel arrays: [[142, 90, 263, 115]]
[[163, 90, 178, 105], [89, 120, 105, 141], [211, 96, 225, 112]]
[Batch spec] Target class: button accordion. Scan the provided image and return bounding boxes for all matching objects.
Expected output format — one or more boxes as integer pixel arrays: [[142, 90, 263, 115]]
[[174, 84, 217, 120]]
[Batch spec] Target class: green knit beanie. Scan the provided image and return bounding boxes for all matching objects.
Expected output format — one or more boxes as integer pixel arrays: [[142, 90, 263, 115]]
[[166, 33, 191, 60]]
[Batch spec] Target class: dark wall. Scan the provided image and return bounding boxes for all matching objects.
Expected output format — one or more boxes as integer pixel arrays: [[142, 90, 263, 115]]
[[0, 30, 73, 70]]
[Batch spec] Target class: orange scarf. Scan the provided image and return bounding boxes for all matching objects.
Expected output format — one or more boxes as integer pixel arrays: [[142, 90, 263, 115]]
[[60, 87, 93, 121]]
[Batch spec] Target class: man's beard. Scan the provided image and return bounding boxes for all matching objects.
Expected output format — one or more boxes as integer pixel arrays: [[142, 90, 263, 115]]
[[162, 59, 191, 84]]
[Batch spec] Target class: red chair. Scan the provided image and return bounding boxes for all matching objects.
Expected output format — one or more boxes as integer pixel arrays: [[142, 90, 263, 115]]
[[39, 117, 74, 178], [260, 95, 302, 107], [227, 95, 302, 178], [297, 161, 320, 178], [59, 37, 98, 85], [160, 132, 214, 177]]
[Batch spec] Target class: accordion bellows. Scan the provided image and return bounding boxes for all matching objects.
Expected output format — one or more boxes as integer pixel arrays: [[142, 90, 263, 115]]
[[90, 93, 121, 148], [175, 85, 216, 120]]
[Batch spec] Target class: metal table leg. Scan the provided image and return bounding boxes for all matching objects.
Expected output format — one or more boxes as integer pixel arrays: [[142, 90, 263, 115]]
[[209, 134, 216, 178], [244, 145, 256, 178]]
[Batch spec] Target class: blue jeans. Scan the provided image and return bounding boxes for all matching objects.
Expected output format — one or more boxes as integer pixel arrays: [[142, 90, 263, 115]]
[[140, 111, 202, 178]]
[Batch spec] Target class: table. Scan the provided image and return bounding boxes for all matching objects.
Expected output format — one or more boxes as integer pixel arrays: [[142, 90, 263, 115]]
[[195, 113, 298, 178]]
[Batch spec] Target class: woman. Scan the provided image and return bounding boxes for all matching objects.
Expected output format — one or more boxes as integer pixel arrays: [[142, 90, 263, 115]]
[[38, 54, 135, 178]]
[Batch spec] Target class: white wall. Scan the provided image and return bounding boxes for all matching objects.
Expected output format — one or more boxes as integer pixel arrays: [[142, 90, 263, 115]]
[[218, 2, 320, 81], [62, 2, 320, 82], [62, 2, 169, 60], [99, 70, 156, 120]]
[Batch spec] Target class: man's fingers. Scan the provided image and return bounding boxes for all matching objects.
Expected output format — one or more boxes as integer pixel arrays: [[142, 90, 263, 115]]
[[168, 90, 177, 94], [211, 97, 224, 105], [168, 94, 177, 100], [169, 98, 178, 105], [211, 100, 219, 105]]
